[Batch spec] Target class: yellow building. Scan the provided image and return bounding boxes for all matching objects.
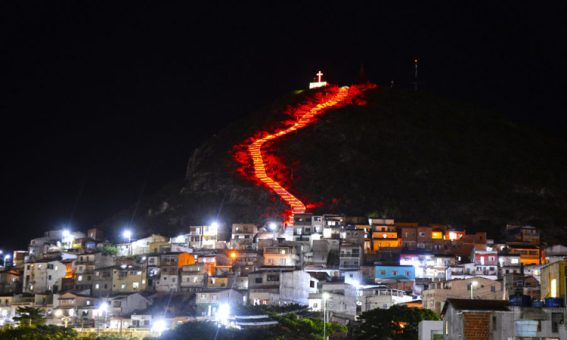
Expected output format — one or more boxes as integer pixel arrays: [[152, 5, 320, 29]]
[[541, 260, 567, 299], [372, 231, 400, 252]]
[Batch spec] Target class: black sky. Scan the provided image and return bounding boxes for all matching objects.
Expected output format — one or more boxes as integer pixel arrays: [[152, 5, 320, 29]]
[[1, 2, 566, 250]]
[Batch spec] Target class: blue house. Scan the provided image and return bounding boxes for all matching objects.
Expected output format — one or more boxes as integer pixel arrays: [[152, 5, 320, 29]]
[[375, 265, 416, 281]]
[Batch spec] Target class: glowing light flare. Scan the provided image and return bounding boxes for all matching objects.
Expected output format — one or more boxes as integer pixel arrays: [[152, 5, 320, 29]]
[[233, 83, 376, 224]]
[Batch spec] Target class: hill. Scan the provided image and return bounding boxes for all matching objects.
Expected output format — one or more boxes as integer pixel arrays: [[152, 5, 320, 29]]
[[105, 86, 567, 243]]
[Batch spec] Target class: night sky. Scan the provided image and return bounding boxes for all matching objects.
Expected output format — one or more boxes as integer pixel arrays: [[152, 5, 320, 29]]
[[1, 2, 565, 250]]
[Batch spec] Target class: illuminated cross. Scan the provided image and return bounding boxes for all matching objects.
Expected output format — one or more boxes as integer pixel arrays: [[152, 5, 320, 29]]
[[316, 71, 323, 82]]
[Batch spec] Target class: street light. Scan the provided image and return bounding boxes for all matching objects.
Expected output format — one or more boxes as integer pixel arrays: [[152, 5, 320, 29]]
[[97, 302, 109, 330], [322, 292, 330, 340], [3, 255, 10, 267], [471, 281, 479, 299], [216, 303, 231, 328], [152, 318, 167, 336], [122, 229, 133, 256]]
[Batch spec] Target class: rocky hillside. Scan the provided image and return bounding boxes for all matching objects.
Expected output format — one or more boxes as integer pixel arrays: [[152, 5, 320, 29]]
[[106, 86, 567, 243]]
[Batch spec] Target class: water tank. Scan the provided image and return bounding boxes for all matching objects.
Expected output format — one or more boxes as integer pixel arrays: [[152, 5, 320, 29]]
[[509, 294, 531, 307], [545, 297, 563, 308]]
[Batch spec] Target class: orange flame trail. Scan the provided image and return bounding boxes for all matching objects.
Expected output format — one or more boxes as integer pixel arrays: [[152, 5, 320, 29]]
[[233, 84, 375, 225], [248, 86, 352, 224]]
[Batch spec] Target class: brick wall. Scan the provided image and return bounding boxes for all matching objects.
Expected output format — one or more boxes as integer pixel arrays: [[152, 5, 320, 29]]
[[463, 312, 490, 340]]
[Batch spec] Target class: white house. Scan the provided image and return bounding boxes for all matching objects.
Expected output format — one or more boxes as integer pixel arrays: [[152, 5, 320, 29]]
[[23, 260, 68, 293]]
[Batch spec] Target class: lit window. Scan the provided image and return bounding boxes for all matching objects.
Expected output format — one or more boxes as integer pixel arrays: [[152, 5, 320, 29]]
[[78, 275, 83, 282], [121, 284, 126, 289], [95, 284, 100, 289], [551, 279, 557, 298], [133, 282, 139, 289]]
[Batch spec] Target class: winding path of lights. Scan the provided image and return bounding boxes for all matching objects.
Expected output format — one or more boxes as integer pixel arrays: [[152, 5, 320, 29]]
[[246, 86, 353, 224]]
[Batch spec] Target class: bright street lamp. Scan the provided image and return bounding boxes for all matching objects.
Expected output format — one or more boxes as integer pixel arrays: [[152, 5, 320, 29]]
[[216, 303, 230, 326], [122, 229, 132, 242], [152, 318, 167, 336]]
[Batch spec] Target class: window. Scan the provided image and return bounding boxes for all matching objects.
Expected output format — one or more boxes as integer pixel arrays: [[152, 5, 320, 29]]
[[310, 281, 315, 288], [95, 284, 100, 289], [492, 316, 497, 330], [133, 282, 140, 289], [552, 313, 562, 333], [267, 274, 279, 282], [121, 284, 126, 289], [255, 277, 263, 284], [491, 285, 496, 292]]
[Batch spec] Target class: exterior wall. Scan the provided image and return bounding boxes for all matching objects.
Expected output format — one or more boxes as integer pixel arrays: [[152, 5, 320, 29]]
[[196, 289, 243, 315], [111, 267, 147, 293], [541, 260, 567, 299], [339, 244, 362, 269], [23, 261, 67, 293], [279, 271, 311, 305], [156, 274, 178, 292], [263, 247, 297, 266], [424, 278, 504, 314], [375, 265, 415, 281], [418, 320, 443, 340]]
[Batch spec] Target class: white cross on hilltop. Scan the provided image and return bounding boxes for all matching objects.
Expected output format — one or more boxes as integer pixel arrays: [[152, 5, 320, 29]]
[[309, 70, 328, 89]]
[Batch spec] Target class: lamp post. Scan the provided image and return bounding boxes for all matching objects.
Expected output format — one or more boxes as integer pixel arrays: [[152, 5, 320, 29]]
[[471, 281, 478, 299], [322, 292, 330, 340], [122, 230, 132, 256]]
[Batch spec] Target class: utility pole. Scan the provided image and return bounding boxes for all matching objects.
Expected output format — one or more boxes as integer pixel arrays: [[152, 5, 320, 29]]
[[413, 58, 419, 91]]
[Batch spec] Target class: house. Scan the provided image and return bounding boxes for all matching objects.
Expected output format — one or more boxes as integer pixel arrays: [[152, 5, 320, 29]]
[[196, 289, 243, 317], [52, 291, 97, 326], [441, 299, 510, 340], [339, 243, 362, 270], [504, 225, 540, 245], [230, 224, 258, 250], [248, 269, 291, 305], [374, 265, 415, 291], [263, 244, 298, 267], [540, 260, 567, 299], [73, 252, 115, 291], [400, 253, 456, 280], [92, 267, 113, 297], [180, 264, 208, 291], [155, 252, 195, 293], [23, 260, 70, 293], [111, 265, 147, 293], [0, 269, 21, 294], [442, 298, 567, 340], [109, 293, 151, 316], [423, 277, 504, 314], [279, 270, 312, 305], [188, 225, 219, 249]]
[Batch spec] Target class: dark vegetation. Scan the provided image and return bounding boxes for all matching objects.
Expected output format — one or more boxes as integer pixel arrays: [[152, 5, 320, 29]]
[[104, 87, 567, 244]]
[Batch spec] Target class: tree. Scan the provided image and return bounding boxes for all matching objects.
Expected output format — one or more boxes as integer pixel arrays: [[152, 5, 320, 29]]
[[101, 244, 119, 255], [0, 324, 77, 339], [13, 306, 46, 327], [355, 305, 439, 340]]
